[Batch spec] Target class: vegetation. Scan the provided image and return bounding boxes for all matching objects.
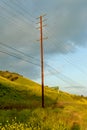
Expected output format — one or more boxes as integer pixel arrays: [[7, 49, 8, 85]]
[[0, 71, 87, 130]]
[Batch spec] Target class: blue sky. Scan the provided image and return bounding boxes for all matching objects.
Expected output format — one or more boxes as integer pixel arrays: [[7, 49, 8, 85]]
[[0, 0, 87, 95]]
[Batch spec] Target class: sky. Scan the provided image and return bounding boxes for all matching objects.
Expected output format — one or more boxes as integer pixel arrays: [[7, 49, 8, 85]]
[[0, 0, 87, 95]]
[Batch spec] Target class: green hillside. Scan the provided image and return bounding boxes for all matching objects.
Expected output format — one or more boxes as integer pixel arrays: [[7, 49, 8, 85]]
[[0, 71, 87, 130], [0, 71, 43, 109], [0, 70, 84, 109], [0, 70, 59, 109]]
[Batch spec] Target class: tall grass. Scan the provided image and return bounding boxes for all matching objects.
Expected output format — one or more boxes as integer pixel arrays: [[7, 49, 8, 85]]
[[1, 106, 87, 129], [0, 71, 87, 129], [0, 108, 72, 130]]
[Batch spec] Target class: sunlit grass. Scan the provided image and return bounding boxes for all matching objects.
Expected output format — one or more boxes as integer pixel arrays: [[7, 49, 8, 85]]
[[1, 107, 87, 130], [0, 71, 87, 129]]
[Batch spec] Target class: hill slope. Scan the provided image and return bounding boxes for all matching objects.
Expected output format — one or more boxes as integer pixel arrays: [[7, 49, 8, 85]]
[[0, 71, 59, 109], [0, 71, 87, 129], [0, 70, 87, 110], [0, 71, 42, 109]]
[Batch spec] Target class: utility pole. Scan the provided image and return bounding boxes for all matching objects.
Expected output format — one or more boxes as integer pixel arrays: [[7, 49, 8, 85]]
[[36, 15, 47, 108], [40, 16, 44, 108]]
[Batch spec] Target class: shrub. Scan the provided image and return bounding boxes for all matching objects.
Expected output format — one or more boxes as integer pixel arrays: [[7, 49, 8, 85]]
[[11, 76, 18, 81], [71, 122, 80, 130]]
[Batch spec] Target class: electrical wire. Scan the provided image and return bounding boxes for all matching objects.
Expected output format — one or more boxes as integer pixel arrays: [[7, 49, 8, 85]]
[[0, 41, 85, 87], [45, 29, 87, 76], [0, 42, 39, 62], [0, 50, 40, 67], [0, 1, 35, 28], [10, 0, 35, 21], [0, 1, 86, 89]]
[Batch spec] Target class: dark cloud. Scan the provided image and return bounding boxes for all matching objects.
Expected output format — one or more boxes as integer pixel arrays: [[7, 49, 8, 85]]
[[1, 0, 87, 55], [0, 0, 87, 81]]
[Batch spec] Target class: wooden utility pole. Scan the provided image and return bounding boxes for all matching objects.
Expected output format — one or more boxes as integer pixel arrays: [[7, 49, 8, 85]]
[[37, 15, 47, 108], [40, 16, 44, 108]]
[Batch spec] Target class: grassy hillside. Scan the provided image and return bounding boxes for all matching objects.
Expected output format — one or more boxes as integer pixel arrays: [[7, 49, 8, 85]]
[[0, 70, 85, 109], [0, 70, 59, 109], [0, 71, 87, 130]]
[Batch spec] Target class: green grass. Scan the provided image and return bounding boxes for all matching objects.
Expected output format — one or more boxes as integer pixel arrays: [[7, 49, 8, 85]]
[[0, 71, 58, 109], [0, 107, 87, 130], [0, 70, 87, 129]]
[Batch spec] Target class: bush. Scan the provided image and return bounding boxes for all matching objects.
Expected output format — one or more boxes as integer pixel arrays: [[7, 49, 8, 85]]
[[11, 76, 18, 81], [71, 122, 80, 130]]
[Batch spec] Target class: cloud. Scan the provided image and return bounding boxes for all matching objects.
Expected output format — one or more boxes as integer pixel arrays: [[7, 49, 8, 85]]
[[49, 2, 87, 42], [1, 0, 87, 55], [31, 0, 87, 55], [0, 0, 87, 81]]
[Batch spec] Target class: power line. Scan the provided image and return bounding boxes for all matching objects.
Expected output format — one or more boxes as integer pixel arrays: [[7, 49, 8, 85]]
[[0, 42, 39, 63], [0, 41, 85, 88], [0, 1, 35, 27], [0, 50, 40, 67], [46, 64, 85, 87], [0, 48, 84, 88], [44, 29, 87, 76], [0, 0, 86, 88], [10, 0, 35, 21], [0, 5, 35, 33]]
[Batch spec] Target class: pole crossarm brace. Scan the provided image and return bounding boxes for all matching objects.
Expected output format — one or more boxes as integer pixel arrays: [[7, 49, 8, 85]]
[[36, 37, 48, 42]]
